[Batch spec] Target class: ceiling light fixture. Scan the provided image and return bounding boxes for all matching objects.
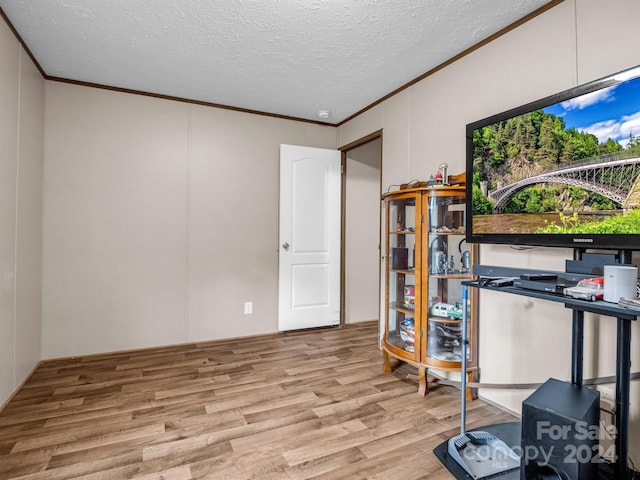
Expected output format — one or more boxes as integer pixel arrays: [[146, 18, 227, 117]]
[[317, 109, 331, 119]]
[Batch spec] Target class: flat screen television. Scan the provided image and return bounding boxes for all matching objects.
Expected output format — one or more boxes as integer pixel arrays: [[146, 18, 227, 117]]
[[466, 64, 640, 250]]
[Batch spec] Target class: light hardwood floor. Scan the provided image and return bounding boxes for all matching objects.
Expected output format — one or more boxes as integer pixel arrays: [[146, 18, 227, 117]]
[[0, 321, 517, 480]]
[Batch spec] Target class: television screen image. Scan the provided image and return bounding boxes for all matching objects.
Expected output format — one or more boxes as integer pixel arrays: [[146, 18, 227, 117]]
[[466, 65, 640, 249]]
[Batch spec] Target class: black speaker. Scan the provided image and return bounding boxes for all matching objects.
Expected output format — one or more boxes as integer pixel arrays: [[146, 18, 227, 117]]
[[521, 378, 600, 480]]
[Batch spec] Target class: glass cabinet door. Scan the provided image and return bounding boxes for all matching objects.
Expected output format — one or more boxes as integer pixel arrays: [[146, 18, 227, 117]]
[[424, 191, 470, 364], [386, 195, 419, 358]]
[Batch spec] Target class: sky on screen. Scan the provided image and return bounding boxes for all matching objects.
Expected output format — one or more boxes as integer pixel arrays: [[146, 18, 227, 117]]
[[544, 75, 640, 147]]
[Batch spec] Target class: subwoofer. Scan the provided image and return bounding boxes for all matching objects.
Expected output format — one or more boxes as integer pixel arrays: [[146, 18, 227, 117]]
[[521, 378, 600, 480]]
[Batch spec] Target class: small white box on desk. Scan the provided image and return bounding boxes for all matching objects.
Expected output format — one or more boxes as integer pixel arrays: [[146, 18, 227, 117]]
[[603, 264, 637, 303]]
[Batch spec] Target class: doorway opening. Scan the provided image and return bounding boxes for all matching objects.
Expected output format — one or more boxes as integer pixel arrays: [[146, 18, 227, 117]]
[[340, 131, 383, 326]]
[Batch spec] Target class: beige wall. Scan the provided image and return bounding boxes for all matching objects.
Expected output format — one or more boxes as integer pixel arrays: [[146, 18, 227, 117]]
[[42, 82, 337, 358], [339, 0, 640, 463], [0, 18, 44, 406]]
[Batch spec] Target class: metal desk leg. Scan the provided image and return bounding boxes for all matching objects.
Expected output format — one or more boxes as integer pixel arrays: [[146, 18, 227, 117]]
[[615, 317, 631, 479], [571, 309, 584, 387]]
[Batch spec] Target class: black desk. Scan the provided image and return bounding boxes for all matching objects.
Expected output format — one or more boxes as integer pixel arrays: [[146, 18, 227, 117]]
[[464, 278, 637, 479]]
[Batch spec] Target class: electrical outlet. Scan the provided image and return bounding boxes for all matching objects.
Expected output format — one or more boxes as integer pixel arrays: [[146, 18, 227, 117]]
[[598, 386, 617, 463], [244, 302, 253, 315], [599, 386, 616, 411], [599, 385, 614, 401]]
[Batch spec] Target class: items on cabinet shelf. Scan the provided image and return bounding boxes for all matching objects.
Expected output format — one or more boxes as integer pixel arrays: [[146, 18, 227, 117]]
[[381, 181, 478, 396]]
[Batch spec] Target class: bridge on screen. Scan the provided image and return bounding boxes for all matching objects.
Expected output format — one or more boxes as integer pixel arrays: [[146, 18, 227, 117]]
[[488, 152, 640, 212]]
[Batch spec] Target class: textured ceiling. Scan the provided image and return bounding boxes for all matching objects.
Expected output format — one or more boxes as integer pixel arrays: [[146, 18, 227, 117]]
[[0, 0, 556, 124]]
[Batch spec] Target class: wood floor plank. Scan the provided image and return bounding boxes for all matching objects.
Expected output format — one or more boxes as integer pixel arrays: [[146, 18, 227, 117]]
[[228, 417, 323, 454], [284, 447, 367, 480], [130, 465, 193, 480], [12, 422, 166, 455], [0, 321, 519, 479]]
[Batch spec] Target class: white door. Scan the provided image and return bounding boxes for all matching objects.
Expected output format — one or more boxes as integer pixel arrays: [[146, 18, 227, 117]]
[[278, 144, 341, 331]]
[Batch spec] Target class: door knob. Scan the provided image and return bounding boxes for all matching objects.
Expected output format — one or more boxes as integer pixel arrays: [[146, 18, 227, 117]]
[[282, 242, 290, 251]]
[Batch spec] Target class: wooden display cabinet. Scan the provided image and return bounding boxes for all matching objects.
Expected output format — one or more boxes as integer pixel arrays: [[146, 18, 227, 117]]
[[381, 184, 478, 395]]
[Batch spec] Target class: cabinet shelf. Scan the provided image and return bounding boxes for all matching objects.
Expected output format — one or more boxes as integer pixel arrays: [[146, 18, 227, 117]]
[[427, 316, 461, 324], [429, 274, 469, 280], [391, 269, 415, 275], [391, 304, 415, 315], [429, 230, 466, 235], [381, 184, 478, 396], [387, 334, 415, 353]]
